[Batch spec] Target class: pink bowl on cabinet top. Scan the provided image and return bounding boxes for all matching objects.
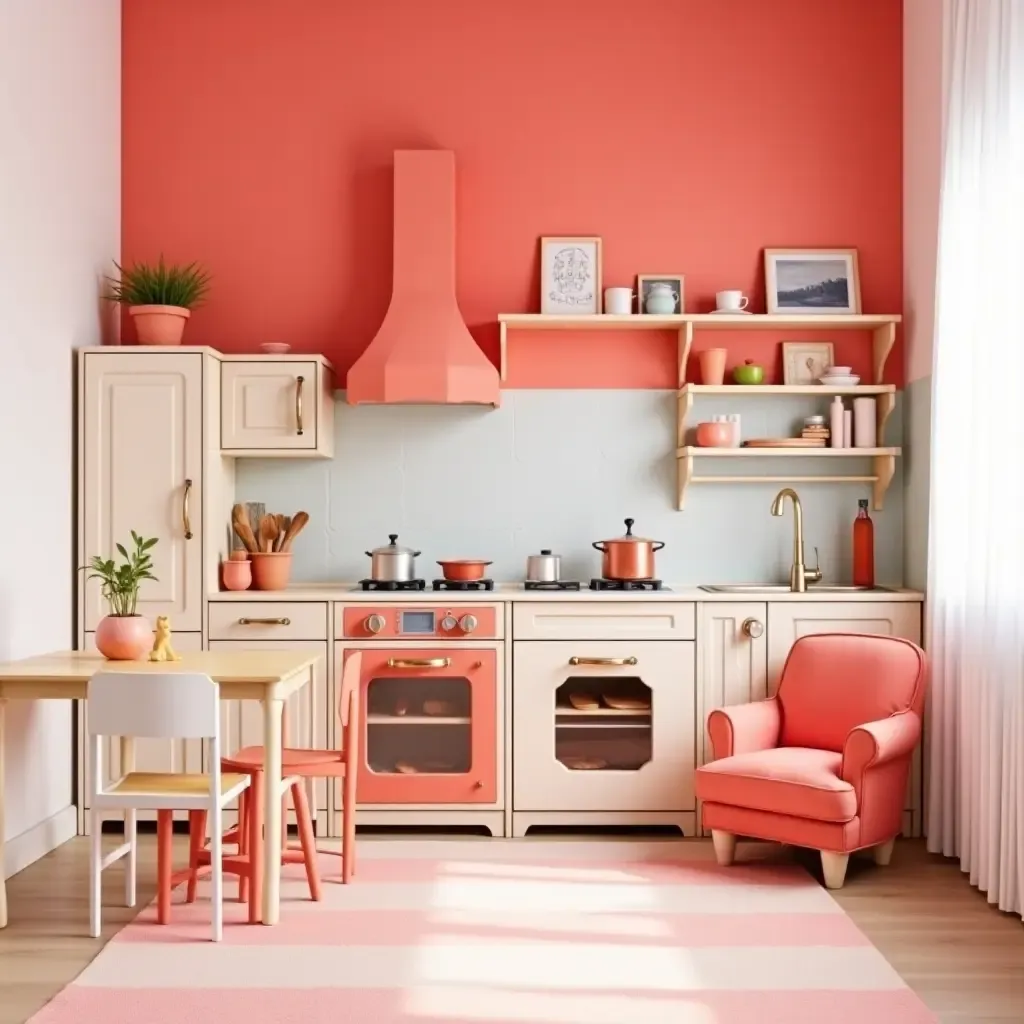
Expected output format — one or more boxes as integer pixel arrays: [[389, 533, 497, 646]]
[[695, 421, 733, 447]]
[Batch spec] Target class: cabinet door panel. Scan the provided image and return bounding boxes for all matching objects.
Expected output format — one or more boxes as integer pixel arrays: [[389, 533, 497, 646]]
[[221, 362, 317, 451], [697, 603, 768, 766], [81, 353, 203, 631]]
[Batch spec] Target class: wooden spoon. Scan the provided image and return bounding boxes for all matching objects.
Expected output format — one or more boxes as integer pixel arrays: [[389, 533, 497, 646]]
[[258, 514, 279, 554], [231, 504, 259, 553], [274, 514, 291, 551], [279, 511, 309, 552]]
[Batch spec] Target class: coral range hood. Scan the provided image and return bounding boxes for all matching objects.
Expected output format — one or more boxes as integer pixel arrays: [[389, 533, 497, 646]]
[[346, 150, 500, 406]]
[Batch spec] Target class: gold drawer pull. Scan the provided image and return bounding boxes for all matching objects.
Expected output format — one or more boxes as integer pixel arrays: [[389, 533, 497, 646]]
[[295, 376, 305, 436], [182, 478, 193, 540], [238, 617, 291, 626], [569, 656, 638, 666], [386, 657, 451, 669]]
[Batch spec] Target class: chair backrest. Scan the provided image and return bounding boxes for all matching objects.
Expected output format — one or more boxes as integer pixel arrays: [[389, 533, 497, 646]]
[[777, 633, 927, 752], [89, 671, 220, 740], [337, 651, 362, 763]]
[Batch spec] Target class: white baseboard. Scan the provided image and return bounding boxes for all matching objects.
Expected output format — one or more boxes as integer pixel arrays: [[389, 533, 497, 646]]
[[3, 805, 78, 879]]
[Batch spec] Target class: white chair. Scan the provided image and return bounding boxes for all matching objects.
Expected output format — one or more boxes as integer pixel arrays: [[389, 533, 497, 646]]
[[87, 671, 250, 941]]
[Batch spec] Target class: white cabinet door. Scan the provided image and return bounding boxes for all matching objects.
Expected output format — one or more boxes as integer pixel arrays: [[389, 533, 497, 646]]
[[513, 641, 696, 812], [81, 352, 203, 632], [207, 640, 329, 829], [221, 361, 326, 453], [697, 603, 768, 766], [80, 631, 204, 821]]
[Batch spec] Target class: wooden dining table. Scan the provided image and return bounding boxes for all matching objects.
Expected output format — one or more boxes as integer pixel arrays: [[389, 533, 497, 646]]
[[0, 648, 317, 929]]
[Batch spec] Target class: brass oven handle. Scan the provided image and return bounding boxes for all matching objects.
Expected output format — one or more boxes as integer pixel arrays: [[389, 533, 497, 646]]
[[569, 656, 638, 666], [182, 478, 193, 540], [387, 657, 451, 669], [238, 617, 291, 626], [295, 375, 305, 436]]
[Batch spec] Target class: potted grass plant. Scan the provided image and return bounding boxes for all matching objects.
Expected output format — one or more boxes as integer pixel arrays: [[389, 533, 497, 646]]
[[107, 256, 211, 345], [83, 531, 159, 660]]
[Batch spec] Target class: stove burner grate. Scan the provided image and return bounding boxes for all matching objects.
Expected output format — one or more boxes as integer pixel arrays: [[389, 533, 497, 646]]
[[432, 578, 495, 592], [589, 578, 664, 591], [358, 579, 426, 591], [524, 580, 582, 591]]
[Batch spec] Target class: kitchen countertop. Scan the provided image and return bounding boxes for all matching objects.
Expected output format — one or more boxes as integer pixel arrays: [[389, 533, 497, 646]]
[[209, 583, 924, 603]]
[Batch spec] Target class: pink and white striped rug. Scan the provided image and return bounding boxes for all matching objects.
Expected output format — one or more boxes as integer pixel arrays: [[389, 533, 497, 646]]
[[29, 840, 935, 1023]]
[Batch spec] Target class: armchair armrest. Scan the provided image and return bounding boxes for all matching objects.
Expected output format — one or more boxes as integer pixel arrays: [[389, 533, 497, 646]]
[[841, 712, 922, 786], [707, 699, 781, 759]]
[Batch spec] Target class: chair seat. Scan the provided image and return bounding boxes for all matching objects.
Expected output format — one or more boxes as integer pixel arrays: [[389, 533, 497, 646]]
[[223, 746, 346, 776], [105, 771, 249, 799], [696, 747, 856, 823]]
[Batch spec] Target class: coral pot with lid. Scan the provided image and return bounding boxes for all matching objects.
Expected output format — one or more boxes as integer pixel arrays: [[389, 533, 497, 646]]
[[593, 518, 665, 579], [366, 534, 421, 581]]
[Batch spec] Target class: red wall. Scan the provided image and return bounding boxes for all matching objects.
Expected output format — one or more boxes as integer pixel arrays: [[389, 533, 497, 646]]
[[122, 0, 903, 388]]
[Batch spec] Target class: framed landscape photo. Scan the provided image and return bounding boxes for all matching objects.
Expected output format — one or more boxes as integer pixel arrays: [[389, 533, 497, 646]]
[[782, 341, 835, 385], [540, 236, 602, 315], [637, 274, 685, 314], [765, 248, 861, 315]]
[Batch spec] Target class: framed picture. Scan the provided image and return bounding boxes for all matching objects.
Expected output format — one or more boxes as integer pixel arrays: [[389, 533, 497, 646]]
[[637, 274, 685, 314], [765, 248, 861, 314], [540, 236, 602, 315], [782, 341, 835, 385]]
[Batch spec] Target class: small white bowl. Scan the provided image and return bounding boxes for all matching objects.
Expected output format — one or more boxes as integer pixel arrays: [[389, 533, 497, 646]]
[[260, 342, 291, 354], [824, 365, 852, 375]]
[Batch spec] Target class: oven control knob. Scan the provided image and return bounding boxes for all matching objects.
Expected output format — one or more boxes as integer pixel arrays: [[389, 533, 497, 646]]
[[440, 614, 459, 632], [459, 614, 478, 633], [365, 613, 386, 635]]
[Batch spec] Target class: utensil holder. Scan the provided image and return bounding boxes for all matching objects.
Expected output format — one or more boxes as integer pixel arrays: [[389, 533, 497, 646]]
[[250, 552, 292, 591]]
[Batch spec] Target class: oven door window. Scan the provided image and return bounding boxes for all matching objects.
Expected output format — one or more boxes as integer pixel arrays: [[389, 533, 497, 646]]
[[366, 671, 472, 775], [554, 673, 652, 772]]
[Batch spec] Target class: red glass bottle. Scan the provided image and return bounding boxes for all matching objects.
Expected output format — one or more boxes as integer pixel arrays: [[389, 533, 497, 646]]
[[853, 499, 875, 588]]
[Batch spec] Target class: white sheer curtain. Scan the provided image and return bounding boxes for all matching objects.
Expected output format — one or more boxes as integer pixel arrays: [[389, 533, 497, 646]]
[[926, 0, 1024, 918]]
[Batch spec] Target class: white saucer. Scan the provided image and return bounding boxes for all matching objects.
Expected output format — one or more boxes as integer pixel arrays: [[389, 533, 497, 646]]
[[818, 375, 860, 387], [710, 308, 752, 315]]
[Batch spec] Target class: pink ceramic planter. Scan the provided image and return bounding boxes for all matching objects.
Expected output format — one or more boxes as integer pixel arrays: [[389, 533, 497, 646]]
[[95, 615, 152, 661], [130, 304, 190, 345]]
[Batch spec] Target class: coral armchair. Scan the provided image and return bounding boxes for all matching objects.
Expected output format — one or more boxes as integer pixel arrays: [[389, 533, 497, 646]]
[[695, 633, 927, 889]]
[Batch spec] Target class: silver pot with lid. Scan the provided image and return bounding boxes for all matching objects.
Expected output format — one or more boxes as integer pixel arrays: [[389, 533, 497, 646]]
[[365, 534, 421, 582], [526, 549, 562, 583]]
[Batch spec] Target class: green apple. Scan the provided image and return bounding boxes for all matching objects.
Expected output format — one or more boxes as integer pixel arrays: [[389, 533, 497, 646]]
[[733, 360, 764, 385]]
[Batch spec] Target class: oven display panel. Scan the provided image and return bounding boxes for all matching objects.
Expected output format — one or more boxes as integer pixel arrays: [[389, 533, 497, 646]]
[[399, 610, 436, 635]]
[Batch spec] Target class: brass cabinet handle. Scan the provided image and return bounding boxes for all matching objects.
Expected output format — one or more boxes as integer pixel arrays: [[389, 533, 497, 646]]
[[386, 657, 451, 669], [569, 656, 638, 666], [742, 618, 764, 639], [182, 479, 193, 540], [238, 617, 291, 626], [295, 375, 305, 436]]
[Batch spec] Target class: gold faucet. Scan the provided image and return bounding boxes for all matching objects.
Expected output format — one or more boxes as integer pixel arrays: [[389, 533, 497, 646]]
[[771, 488, 822, 593]]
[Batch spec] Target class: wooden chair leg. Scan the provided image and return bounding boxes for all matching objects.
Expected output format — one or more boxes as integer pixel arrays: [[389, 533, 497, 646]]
[[820, 851, 850, 890], [711, 830, 737, 867], [342, 772, 356, 884], [292, 782, 322, 901], [186, 810, 206, 904], [873, 838, 896, 866], [238, 788, 250, 905], [247, 772, 264, 925], [156, 810, 174, 924]]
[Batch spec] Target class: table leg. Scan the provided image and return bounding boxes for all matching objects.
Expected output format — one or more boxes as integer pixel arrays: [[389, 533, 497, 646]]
[[120, 737, 136, 907], [261, 697, 284, 925], [0, 699, 7, 928]]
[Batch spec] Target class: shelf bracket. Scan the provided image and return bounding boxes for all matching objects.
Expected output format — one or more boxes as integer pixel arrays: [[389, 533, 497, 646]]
[[677, 322, 694, 387], [676, 452, 694, 510], [676, 389, 694, 448], [876, 390, 896, 445], [872, 322, 896, 385], [872, 453, 895, 510], [499, 321, 508, 382]]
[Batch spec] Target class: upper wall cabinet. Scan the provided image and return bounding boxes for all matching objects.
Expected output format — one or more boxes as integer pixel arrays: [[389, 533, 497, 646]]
[[221, 356, 334, 457]]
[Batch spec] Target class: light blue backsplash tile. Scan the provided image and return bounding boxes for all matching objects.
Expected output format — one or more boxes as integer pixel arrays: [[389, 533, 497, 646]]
[[235, 390, 905, 586]]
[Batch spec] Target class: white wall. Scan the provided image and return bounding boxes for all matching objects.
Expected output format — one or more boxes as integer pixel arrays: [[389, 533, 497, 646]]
[[0, 1, 120, 874]]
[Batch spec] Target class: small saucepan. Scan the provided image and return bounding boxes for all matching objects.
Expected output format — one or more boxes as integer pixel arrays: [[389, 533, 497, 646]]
[[437, 559, 493, 581], [592, 518, 665, 580]]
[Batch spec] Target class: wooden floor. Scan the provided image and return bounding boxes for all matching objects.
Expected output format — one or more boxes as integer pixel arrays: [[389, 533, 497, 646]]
[[0, 837, 1021, 1023]]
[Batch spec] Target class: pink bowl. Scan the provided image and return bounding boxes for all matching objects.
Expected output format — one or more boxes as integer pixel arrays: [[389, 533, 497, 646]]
[[695, 421, 733, 447]]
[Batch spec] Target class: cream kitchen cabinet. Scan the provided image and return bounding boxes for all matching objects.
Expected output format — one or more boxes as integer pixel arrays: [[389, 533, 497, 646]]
[[79, 351, 208, 633], [220, 357, 334, 457], [696, 603, 768, 767], [78, 631, 204, 828]]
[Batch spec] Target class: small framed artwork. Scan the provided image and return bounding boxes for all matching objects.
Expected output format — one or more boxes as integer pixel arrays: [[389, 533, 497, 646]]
[[540, 236, 602, 315], [782, 341, 835, 385], [765, 248, 861, 314], [637, 274, 685, 314]]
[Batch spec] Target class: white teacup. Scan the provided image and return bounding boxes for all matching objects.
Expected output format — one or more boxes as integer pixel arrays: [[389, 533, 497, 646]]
[[604, 287, 634, 315], [715, 290, 749, 311]]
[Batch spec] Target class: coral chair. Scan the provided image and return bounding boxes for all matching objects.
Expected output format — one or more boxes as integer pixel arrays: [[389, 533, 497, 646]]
[[695, 633, 927, 889], [215, 651, 361, 883], [87, 672, 249, 941]]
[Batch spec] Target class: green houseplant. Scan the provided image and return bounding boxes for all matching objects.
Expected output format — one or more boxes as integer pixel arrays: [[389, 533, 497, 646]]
[[107, 256, 211, 345], [84, 532, 159, 660]]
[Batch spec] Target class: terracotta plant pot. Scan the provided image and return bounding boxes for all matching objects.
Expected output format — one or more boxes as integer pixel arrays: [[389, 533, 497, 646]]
[[95, 614, 152, 661], [222, 559, 252, 591], [130, 304, 191, 345], [250, 552, 292, 591]]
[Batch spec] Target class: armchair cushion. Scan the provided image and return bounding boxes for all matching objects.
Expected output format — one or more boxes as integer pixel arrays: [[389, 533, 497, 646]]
[[706, 698, 781, 759], [696, 747, 857, 823]]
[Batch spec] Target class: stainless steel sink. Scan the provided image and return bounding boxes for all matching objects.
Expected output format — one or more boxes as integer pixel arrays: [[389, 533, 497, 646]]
[[699, 584, 894, 594]]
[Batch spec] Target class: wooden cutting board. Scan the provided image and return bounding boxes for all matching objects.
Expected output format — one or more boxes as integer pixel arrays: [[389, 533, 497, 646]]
[[743, 438, 826, 448]]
